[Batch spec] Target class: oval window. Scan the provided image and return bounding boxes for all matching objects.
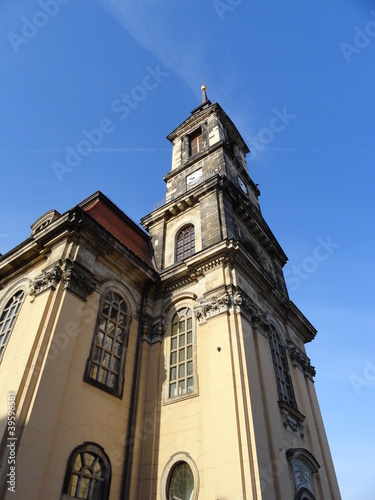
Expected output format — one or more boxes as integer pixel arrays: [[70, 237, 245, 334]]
[[167, 461, 194, 500]]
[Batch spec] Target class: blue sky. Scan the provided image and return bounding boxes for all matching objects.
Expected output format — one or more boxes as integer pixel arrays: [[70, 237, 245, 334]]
[[1, 1, 374, 497]]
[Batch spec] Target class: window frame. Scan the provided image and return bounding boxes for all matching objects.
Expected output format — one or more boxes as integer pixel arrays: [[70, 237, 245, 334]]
[[167, 461, 195, 500], [176, 225, 195, 262], [164, 307, 198, 405], [160, 452, 200, 500], [268, 325, 297, 409], [286, 447, 320, 500], [189, 128, 203, 156], [61, 442, 111, 500], [84, 290, 130, 398], [0, 289, 25, 362]]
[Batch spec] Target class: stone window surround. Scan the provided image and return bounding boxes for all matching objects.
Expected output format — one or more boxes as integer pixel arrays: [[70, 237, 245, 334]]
[[286, 447, 320, 500], [61, 442, 111, 500], [163, 299, 199, 406], [168, 307, 194, 398], [176, 224, 195, 262], [84, 284, 133, 399], [268, 324, 297, 409], [160, 451, 200, 500], [181, 123, 208, 163], [0, 285, 27, 363]]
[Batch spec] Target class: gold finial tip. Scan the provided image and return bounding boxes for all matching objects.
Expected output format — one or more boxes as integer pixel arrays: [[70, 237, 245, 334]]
[[201, 82, 207, 91]]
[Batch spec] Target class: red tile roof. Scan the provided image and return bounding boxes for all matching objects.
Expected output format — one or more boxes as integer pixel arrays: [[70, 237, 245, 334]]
[[82, 197, 154, 268]]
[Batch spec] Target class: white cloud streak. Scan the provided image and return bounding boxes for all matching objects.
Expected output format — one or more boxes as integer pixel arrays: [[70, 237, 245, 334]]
[[96, 0, 206, 95]]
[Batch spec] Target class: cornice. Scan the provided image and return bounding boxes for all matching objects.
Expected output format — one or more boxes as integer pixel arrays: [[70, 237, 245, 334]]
[[286, 302, 317, 344], [163, 141, 224, 183], [162, 272, 202, 293], [142, 173, 223, 229], [166, 102, 218, 141], [159, 241, 233, 292], [225, 178, 287, 266]]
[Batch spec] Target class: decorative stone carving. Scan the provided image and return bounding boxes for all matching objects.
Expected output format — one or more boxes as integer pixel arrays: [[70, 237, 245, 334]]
[[279, 401, 305, 438], [233, 290, 269, 337], [30, 262, 62, 296], [233, 290, 256, 316], [289, 343, 316, 381], [63, 260, 95, 300], [194, 292, 230, 323], [142, 320, 165, 344]]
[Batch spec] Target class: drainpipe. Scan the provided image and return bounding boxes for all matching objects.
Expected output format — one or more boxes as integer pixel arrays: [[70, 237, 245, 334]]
[[121, 283, 149, 499]]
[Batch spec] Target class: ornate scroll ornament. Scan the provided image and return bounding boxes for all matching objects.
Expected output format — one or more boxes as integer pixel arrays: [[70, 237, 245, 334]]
[[142, 320, 165, 344], [289, 343, 316, 381], [233, 290, 269, 337], [279, 402, 305, 438], [194, 292, 230, 323], [63, 260, 95, 300], [30, 262, 63, 296]]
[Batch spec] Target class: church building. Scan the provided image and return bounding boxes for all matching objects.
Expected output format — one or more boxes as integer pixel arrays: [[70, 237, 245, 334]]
[[0, 87, 341, 499]]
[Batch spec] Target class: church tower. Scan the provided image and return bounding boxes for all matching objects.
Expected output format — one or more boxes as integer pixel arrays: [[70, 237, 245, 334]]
[[139, 86, 341, 499], [0, 86, 340, 499]]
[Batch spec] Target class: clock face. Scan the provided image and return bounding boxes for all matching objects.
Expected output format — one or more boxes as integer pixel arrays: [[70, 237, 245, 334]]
[[238, 176, 248, 194], [187, 169, 203, 186]]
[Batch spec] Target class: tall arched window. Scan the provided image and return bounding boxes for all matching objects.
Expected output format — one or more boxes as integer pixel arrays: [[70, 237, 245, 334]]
[[169, 308, 195, 399], [85, 291, 128, 397], [176, 226, 195, 262], [269, 326, 296, 408], [0, 290, 25, 361], [61, 443, 111, 500], [189, 128, 203, 156]]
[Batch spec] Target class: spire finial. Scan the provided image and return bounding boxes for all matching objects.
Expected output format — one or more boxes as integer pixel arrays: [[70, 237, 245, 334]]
[[201, 81, 208, 104]]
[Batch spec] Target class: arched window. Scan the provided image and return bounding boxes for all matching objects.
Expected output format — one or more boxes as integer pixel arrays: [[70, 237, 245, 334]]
[[169, 308, 195, 399], [286, 447, 320, 500], [176, 226, 195, 262], [269, 326, 296, 408], [61, 443, 111, 500], [0, 290, 25, 361], [85, 291, 128, 397], [189, 128, 203, 156]]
